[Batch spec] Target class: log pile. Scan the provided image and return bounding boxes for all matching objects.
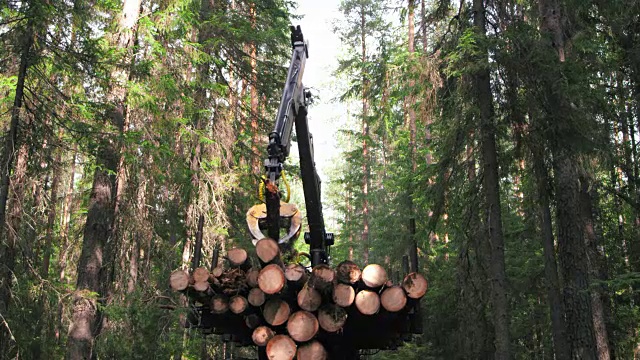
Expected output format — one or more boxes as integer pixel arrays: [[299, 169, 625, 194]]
[[170, 238, 428, 359]]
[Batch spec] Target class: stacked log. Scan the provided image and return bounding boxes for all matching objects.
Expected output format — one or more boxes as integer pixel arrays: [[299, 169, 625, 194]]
[[169, 241, 429, 358]]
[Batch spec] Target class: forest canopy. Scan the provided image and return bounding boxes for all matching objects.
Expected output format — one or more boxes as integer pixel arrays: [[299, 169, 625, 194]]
[[0, 0, 639, 359]]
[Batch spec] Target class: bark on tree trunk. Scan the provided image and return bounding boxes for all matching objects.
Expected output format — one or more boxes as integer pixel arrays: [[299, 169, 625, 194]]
[[360, 7, 370, 264], [473, 0, 510, 358], [0, 14, 34, 351], [59, 145, 77, 282], [42, 137, 63, 277], [537, 0, 599, 358], [531, 139, 570, 360], [66, 1, 142, 358]]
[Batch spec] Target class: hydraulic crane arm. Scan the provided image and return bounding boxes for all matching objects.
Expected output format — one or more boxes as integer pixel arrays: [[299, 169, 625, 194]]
[[263, 25, 333, 266]]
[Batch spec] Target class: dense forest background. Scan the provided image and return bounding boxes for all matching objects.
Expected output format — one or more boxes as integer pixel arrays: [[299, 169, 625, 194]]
[[0, 0, 639, 359]]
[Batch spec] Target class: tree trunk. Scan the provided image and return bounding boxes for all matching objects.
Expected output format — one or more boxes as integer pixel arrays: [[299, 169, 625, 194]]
[[531, 139, 570, 360], [59, 145, 78, 282], [537, 0, 598, 358], [249, 2, 260, 174], [360, 7, 370, 264], [473, 0, 510, 358], [66, 1, 142, 358], [42, 138, 63, 277], [554, 155, 598, 360], [0, 18, 34, 346], [407, 0, 419, 273], [580, 181, 611, 360]]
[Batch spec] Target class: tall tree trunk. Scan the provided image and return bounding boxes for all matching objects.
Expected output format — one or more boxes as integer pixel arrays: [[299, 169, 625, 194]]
[[531, 138, 570, 359], [580, 181, 611, 360], [59, 145, 78, 282], [42, 134, 63, 277], [456, 136, 491, 358], [473, 1, 510, 358], [361, 6, 370, 264], [0, 13, 34, 351], [249, 2, 260, 174], [66, 1, 142, 358], [407, 0, 419, 272], [537, 0, 598, 358]]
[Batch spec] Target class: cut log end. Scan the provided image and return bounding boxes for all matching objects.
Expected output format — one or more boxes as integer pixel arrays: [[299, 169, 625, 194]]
[[246, 268, 260, 288], [297, 284, 322, 312], [361, 264, 388, 288], [229, 295, 248, 314], [192, 267, 211, 283], [381, 286, 407, 312], [252, 326, 275, 347], [355, 290, 380, 315], [318, 304, 347, 333], [193, 281, 210, 293], [258, 264, 286, 295], [169, 270, 190, 291], [227, 248, 248, 267], [263, 298, 291, 326], [402, 272, 428, 299], [337, 260, 361, 284], [297, 340, 328, 360], [287, 311, 319, 343], [211, 266, 224, 278], [284, 263, 307, 284], [266, 335, 297, 360], [256, 238, 281, 264], [333, 283, 356, 307], [310, 264, 336, 293], [210, 295, 229, 314], [248, 288, 266, 307]]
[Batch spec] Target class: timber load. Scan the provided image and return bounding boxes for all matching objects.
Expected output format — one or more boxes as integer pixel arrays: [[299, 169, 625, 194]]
[[170, 238, 427, 358]]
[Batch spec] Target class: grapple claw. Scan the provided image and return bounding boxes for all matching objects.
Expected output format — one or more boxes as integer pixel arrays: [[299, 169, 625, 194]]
[[246, 202, 302, 245]]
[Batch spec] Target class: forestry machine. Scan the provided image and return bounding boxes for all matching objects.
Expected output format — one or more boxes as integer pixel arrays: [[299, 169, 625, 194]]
[[185, 25, 423, 360], [244, 25, 333, 266]]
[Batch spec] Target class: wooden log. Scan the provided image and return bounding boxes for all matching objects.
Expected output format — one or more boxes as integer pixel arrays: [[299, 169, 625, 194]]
[[402, 272, 428, 299], [211, 266, 224, 278], [169, 270, 190, 291], [227, 247, 249, 268], [255, 237, 282, 265], [210, 295, 229, 314], [263, 298, 290, 326], [297, 284, 322, 312], [361, 264, 388, 289], [248, 287, 266, 307], [229, 295, 249, 314], [309, 264, 336, 294], [192, 267, 211, 283], [287, 311, 319, 343], [336, 260, 361, 285], [333, 283, 355, 307], [258, 264, 286, 294], [246, 268, 260, 288], [355, 290, 380, 315], [284, 263, 307, 287], [266, 335, 297, 360], [193, 280, 212, 294], [318, 304, 347, 333], [380, 286, 407, 312], [252, 325, 275, 346], [297, 340, 328, 360], [245, 313, 261, 329]]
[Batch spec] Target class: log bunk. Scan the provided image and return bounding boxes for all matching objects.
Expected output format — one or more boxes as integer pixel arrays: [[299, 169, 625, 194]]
[[170, 239, 427, 359], [169, 26, 427, 359]]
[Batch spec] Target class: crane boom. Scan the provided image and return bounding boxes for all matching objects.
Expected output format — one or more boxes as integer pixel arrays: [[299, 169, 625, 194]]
[[264, 25, 333, 266]]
